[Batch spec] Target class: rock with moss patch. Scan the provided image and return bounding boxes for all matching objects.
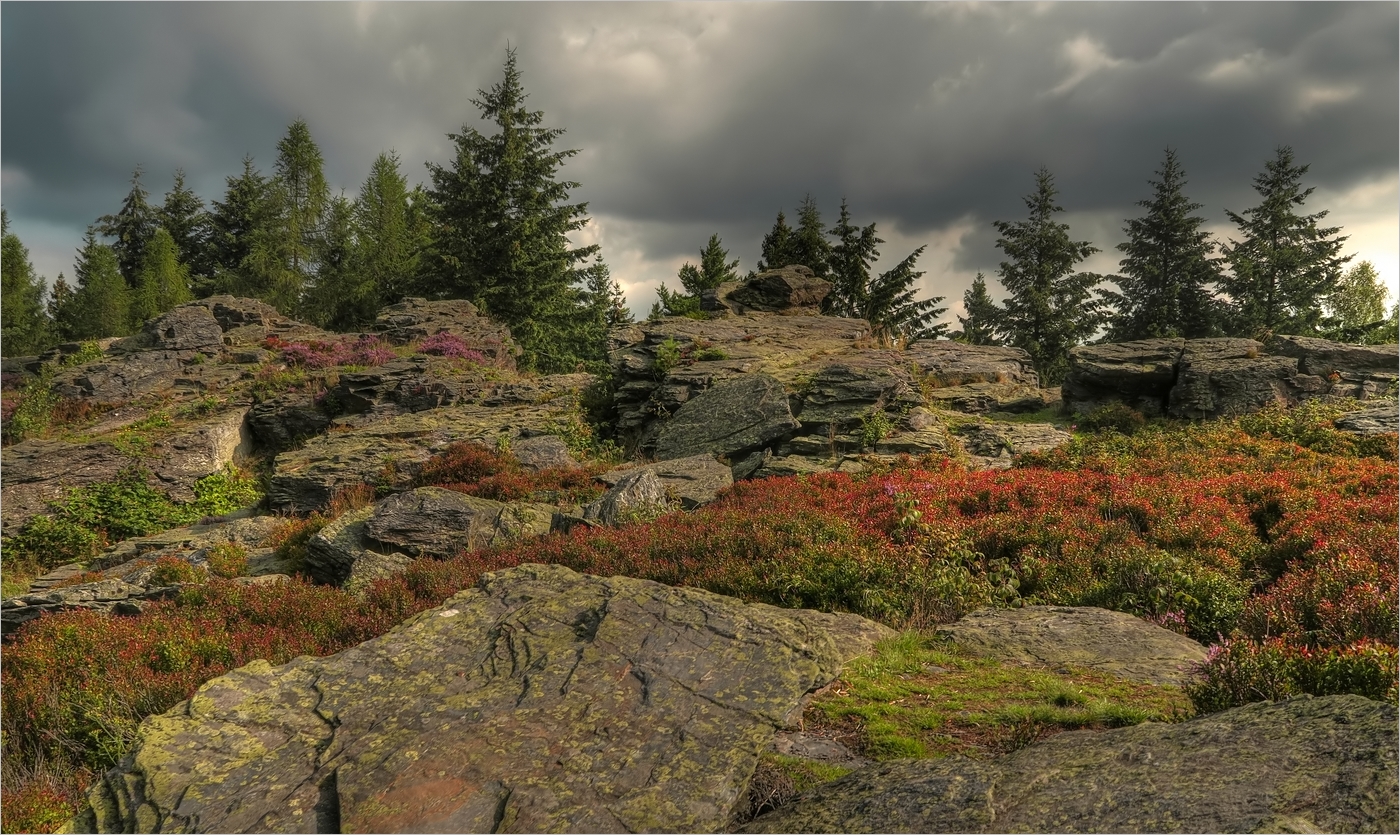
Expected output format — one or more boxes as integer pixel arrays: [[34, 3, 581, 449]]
[[598, 454, 734, 509], [742, 694, 1397, 833], [583, 469, 669, 526], [950, 422, 1070, 470], [73, 563, 890, 834], [1335, 405, 1400, 436], [655, 373, 800, 461], [936, 605, 1207, 687]]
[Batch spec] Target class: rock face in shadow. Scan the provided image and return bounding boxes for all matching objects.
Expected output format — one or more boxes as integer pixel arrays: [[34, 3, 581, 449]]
[[74, 564, 890, 834], [655, 373, 801, 461], [935, 605, 1208, 687], [741, 694, 1398, 834], [1064, 335, 1398, 418]]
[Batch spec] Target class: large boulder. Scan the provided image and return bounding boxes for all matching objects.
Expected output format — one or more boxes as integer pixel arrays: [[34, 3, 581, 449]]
[[1335, 405, 1400, 436], [74, 564, 890, 834], [742, 695, 1398, 833], [304, 488, 555, 586], [950, 422, 1071, 469], [655, 373, 801, 461], [708, 266, 833, 315], [1167, 339, 1301, 419], [935, 606, 1208, 687], [245, 394, 333, 451], [1062, 338, 1184, 416], [597, 454, 734, 509], [582, 469, 670, 526]]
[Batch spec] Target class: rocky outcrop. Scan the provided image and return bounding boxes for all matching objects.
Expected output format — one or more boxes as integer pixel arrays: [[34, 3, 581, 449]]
[[656, 373, 801, 461], [304, 488, 555, 587], [935, 606, 1208, 687], [704, 266, 833, 315], [268, 393, 586, 513], [74, 564, 889, 834], [949, 421, 1072, 470], [742, 694, 1398, 833], [370, 297, 519, 368], [245, 393, 333, 451], [1335, 405, 1400, 435], [1064, 335, 1399, 418]]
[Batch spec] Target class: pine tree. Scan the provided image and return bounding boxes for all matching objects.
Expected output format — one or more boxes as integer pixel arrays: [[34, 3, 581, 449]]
[[97, 166, 158, 288], [951, 274, 1003, 346], [1220, 146, 1350, 337], [423, 49, 600, 372], [158, 169, 212, 287], [47, 273, 76, 342], [69, 229, 131, 339], [755, 210, 797, 273], [1, 209, 52, 356], [1102, 149, 1224, 341], [992, 168, 1105, 386], [131, 228, 193, 327], [790, 195, 832, 277], [355, 151, 423, 311], [656, 234, 739, 317], [1324, 261, 1391, 342]]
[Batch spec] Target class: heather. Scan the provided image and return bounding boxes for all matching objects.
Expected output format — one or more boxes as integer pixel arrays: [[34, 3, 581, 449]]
[[2, 412, 1396, 831]]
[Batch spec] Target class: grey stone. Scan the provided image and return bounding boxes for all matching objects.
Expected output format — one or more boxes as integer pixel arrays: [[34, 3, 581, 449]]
[[512, 434, 579, 472], [721, 266, 833, 314], [741, 695, 1398, 834], [1062, 338, 1185, 416], [655, 373, 800, 461], [74, 564, 890, 834], [1335, 404, 1400, 435], [936, 605, 1208, 687], [951, 422, 1070, 469], [598, 454, 735, 509], [583, 469, 670, 525]]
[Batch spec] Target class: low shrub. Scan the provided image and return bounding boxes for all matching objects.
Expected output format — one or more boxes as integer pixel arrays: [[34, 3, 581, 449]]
[[418, 331, 487, 362], [1187, 637, 1399, 713], [1077, 403, 1146, 436], [268, 335, 395, 370]]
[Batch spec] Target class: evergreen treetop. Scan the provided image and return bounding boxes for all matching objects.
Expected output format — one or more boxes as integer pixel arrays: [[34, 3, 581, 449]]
[[97, 166, 158, 288], [755, 210, 796, 273], [2, 209, 52, 356], [158, 169, 211, 283], [790, 195, 832, 277], [952, 273, 1003, 346], [992, 168, 1104, 385], [1220, 146, 1349, 337]]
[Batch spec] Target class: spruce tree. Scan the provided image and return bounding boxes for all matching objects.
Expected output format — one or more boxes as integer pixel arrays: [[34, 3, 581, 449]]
[[208, 157, 277, 296], [98, 166, 158, 288], [656, 234, 739, 316], [790, 195, 832, 277], [158, 169, 212, 287], [69, 229, 131, 339], [303, 194, 366, 330], [1102, 149, 1224, 341], [755, 210, 797, 273], [826, 200, 946, 343], [131, 228, 193, 327], [1, 209, 52, 356], [354, 151, 422, 312], [1220, 146, 1349, 337], [423, 48, 600, 372], [951, 273, 1003, 346], [274, 119, 330, 281], [992, 168, 1104, 386], [47, 273, 76, 343]]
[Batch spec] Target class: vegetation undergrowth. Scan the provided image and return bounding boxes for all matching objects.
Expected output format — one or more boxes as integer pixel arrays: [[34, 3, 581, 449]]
[[1, 404, 1394, 830], [1, 465, 262, 596]]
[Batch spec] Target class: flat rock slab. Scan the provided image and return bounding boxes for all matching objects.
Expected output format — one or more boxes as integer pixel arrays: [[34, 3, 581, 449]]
[[1336, 405, 1400, 436], [76, 564, 890, 834], [655, 373, 800, 461], [598, 454, 734, 510], [936, 606, 1208, 687], [742, 694, 1399, 834]]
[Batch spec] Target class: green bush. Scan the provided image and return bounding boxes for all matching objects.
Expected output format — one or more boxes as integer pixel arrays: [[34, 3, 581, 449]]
[[1078, 403, 1146, 436], [652, 338, 682, 378]]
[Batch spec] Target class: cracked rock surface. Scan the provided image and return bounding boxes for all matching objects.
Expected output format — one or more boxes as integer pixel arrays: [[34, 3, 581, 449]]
[[73, 563, 889, 834], [741, 694, 1399, 834]]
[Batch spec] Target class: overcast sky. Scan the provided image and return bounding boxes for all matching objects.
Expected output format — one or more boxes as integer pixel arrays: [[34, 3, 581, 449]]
[[3, 2, 1396, 323]]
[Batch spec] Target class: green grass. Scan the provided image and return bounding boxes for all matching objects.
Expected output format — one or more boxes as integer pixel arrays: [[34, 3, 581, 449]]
[[806, 631, 1193, 759]]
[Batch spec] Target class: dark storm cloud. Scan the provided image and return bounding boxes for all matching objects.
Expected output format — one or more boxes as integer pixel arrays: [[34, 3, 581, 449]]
[[3, 2, 1396, 314]]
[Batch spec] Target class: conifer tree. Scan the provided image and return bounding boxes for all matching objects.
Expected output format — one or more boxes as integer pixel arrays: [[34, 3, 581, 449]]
[[98, 167, 159, 288], [208, 157, 277, 296], [158, 169, 211, 286], [131, 228, 193, 327], [755, 210, 797, 273], [1220, 146, 1349, 337], [951, 273, 1003, 346], [302, 194, 366, 330], [1, 209, 52, 356], [1102, 149, 1224, 340], [992, 168, 1104, 385], [47, 273, 76, 343], [790, 195, 832, 277], [585, 256, 632, 331], [274, 119, 330, 281], [69, 229, 131, 339], [655, 234, 739, 317], [423, 48, 601, 372], [355, 151, 422, 311], [826, 200, 946, 343]]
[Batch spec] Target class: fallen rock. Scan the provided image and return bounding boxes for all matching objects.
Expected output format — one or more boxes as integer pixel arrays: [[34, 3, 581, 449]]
[[598, 454, 734, 509], [741, 694, 1398, 834], [117, 305, 225, 355], [655, 373, 800, 461], [304, 488, 555, 587], [1168, 340, 1299, 419], [935, 605, 1208, 687], [245, 393, 333, 451], [75, 564, 890, 834], [1335, 405, 1400, 435], [583, 469, 670, 525]]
